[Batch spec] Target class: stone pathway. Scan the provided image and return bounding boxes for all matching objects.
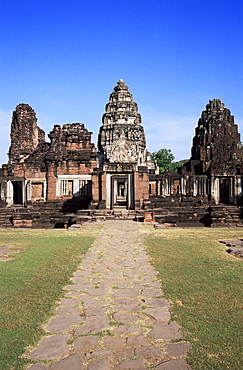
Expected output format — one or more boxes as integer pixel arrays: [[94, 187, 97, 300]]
[[27, 221, 191, 369]]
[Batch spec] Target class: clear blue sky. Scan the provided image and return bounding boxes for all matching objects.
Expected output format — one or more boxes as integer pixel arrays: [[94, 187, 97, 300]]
[[1, 0, 242, 163]]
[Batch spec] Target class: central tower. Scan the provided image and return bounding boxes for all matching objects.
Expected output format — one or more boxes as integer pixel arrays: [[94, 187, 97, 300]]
[[92, 79, 154, 210], [98, 79, 148, 166]]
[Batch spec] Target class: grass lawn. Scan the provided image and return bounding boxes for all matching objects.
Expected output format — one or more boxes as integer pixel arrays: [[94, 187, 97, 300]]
[[0, 226, 101, 370], [143, 227, 243, 370]]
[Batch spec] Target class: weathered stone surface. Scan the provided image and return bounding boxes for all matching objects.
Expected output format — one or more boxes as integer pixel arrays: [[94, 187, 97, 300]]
[[64, 284, 85, 291], [45, 314, 83, 333], [87, 358, 110, 369], [126, 334, 150, 346], [103, 336, 124, 348], [74, 316, 110, 335], [27, 365, 48, 370], [144, 307, 171, 321], [86, 307, 106, 316], [86, 349, 112, 358], [165, 342, 190, 357], [141, 288, 164, 297], [74, 336, 99, 351], [114, 304, 141, 312], [114, 347, 135, 359], [112, 313, 138, 325], [144, 298, 169, 307], [30, 335, 70, 360], [113, 325, 140, 335], [112, 289, 140, 298], [56, 305, 82, 314], [59, 298, 79, 306], [156, 358, 191, 369], [84, 288, 108, 296], [115, 298, 140, 305], [49, 354, 84, 369], [135, 345, 162, 357], [148, 322, 182, 340], [114, 358, 146, 369]]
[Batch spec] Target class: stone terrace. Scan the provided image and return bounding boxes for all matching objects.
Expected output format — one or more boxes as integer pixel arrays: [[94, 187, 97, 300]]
[[27, 221, 191, 370]]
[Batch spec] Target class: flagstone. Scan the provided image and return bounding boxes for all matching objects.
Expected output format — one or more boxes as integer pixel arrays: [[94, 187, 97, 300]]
[[148, 322, 183, 340], [114, 358, 146, 369], [113, 325, 140, 335], [112, 289, 140, 298], [56, 306, 82, 314], [49, 354, 84, 369], [144, 307, 171, 321], [30, 335, 70, 360], [112, 313, 138, 325], [144, 298, 169, 307], [74, 336, 99, 351], [87, 358, 110, 370], [156, 358, 191, 369], [86, 307, 107, 316], [135, 345, 162, 357], [59, 298, 79, 306], [165, 342, 190, 357], [103, 336, 124, 348], [126, 333, 150, 346], [74, 316, 110, 335], [45, 314, 83, 333], [141, 288, 164, 297]]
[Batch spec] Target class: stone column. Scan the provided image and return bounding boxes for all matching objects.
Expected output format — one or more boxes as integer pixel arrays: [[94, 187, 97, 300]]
[[46, 162, 57, 200]]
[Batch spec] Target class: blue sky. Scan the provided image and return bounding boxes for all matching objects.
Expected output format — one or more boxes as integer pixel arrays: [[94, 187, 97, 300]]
[[1, 0, 242, 163]]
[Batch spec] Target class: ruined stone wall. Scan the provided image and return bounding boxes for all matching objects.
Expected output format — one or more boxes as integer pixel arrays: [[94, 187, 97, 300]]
[[8, 104, 46, 168]]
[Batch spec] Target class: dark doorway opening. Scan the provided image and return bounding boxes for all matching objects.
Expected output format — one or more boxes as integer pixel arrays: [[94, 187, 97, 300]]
[[220, 178, 230, 203], [12, 181, 23, 204]]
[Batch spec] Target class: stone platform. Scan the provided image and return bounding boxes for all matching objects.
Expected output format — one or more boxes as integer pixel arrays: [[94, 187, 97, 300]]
[[26, 221, 191, 369]]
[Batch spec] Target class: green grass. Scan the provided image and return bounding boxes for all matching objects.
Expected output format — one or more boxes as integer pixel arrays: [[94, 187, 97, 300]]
[[144, 228, 243, 370], [0, 227, 101, 370]]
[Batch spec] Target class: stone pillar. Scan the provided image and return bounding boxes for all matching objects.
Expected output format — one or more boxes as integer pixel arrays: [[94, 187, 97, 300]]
[[6, 180, 13, 206], [134, 170, 149, 209], [26, 181, 32, 202], [214, 178, 220, 204], [210, 176, 215, 200], [91, 171, 100, 203], [46, 162, 57, 200]]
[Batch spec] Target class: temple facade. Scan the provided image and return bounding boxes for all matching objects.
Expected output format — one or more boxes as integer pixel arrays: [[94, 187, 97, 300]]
[[0, 80, 243, 227]]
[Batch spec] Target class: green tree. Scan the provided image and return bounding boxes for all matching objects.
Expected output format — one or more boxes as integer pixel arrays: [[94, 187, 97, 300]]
[[151, 148, 188, 174], [151, 148, 175, 173]]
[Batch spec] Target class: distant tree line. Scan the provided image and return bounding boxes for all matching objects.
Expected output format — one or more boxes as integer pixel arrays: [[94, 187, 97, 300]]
[[151, 148, 188, 174]]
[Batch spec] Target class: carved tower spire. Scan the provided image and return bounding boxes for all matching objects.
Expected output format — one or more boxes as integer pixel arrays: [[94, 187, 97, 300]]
[[98, 79, 148, 166]]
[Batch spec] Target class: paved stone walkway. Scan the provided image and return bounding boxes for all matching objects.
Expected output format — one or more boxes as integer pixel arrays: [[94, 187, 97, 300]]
[[27, 221, 191, 370]]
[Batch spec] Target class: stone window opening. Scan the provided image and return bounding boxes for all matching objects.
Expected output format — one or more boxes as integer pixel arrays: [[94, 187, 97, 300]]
[[79, 180, 91, 196]]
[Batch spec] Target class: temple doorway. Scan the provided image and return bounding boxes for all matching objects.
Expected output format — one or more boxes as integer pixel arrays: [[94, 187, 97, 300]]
[[219, 178, 230, 203], [12, 181, 23, 204], [114, 178, 127, 207]]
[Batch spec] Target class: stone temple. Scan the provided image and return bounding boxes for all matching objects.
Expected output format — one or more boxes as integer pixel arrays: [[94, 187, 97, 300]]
[[0, 80, 243, 227]]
